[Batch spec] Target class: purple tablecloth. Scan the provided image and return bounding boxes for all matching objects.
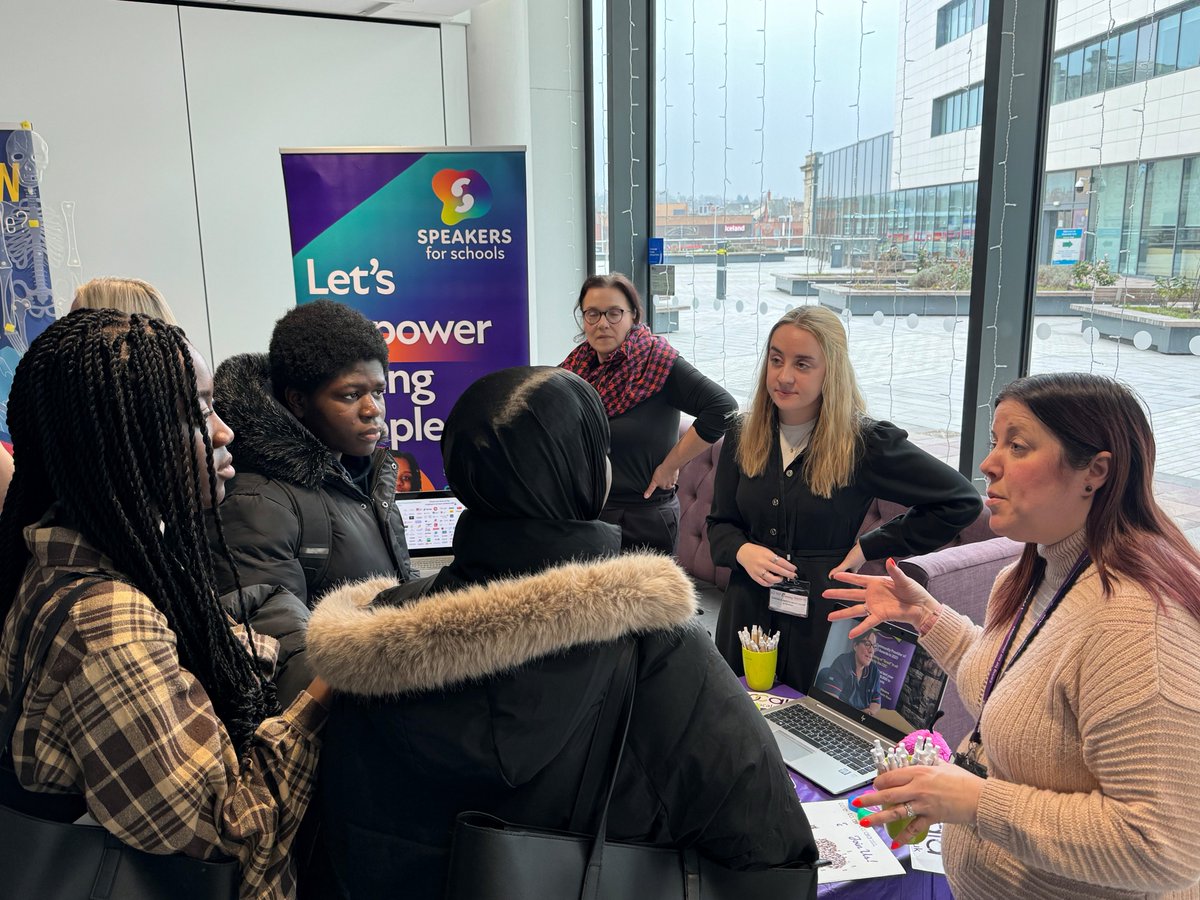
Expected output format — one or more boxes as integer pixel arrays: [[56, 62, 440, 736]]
[[744, 679, 954, 900]]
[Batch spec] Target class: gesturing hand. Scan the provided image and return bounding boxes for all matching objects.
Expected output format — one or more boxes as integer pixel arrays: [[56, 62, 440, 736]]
[[736, 543, 798, 587], [823, 557, 939, 638]]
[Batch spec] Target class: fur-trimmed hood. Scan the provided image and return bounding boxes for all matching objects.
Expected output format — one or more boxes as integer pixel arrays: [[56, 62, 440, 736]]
[[307, 554, 697, 696], [214, 352, 333, 489]]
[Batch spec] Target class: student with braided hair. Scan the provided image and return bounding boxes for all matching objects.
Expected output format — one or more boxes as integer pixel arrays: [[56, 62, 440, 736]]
[[0, 309, 330, 899]]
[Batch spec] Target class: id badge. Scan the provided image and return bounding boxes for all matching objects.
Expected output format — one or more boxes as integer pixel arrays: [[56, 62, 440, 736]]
[[768, 577, 810, 618]]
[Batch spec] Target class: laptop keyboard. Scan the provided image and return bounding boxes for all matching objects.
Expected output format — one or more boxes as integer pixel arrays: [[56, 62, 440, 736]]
[[413, 555, 453, 576], [765, 705, 877, 774]]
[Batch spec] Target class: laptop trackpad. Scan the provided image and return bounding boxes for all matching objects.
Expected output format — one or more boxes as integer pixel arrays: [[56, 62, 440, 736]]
[[776, 732, 814, 762]]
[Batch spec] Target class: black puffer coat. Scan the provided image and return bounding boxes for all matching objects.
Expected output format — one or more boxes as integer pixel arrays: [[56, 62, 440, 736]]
[[307, 551, 819, 900], [210, 352, 418, 627]]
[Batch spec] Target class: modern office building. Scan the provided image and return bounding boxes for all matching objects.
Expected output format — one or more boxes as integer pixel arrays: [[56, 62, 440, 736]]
[[807, 0, 1200, 278]]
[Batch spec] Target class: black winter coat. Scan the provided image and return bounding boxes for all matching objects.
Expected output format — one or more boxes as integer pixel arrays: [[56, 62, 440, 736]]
[[209, 354, 418, 701], [306, 553, 819, 900]]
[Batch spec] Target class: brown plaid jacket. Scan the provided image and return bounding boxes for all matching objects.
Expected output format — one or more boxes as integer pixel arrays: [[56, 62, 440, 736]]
[[0, 512, 326, 899]]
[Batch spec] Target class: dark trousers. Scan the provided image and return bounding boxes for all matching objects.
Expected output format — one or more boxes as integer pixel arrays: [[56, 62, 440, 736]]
[[600, 495, 681, 556]]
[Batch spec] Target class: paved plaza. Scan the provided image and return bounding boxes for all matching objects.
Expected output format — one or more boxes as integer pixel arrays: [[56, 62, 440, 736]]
[[653, 257, 1200, 546]]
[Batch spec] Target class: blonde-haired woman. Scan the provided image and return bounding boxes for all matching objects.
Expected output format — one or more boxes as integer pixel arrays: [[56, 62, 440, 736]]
[[70, 276, 179, 325], [707, 306, 980, 689]]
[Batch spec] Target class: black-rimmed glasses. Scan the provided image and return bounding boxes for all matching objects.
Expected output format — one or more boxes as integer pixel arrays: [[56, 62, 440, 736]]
[[581, 307, 630, 325]]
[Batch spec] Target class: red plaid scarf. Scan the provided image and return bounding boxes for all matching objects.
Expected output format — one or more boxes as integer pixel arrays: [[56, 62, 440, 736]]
[[561, 324, 679, 418]]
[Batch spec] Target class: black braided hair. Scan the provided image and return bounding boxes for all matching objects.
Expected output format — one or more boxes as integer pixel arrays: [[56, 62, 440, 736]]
[[0, 308, 277, 754]]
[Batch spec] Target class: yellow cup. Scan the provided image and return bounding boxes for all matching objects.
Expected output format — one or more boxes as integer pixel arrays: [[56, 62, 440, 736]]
[[742, 646, 778, 691]]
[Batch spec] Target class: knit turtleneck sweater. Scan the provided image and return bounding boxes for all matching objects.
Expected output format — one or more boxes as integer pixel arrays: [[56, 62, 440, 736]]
[[921, 529, 1200, 899]]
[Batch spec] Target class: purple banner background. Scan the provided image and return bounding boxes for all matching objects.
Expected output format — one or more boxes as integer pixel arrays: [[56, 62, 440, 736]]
[[281, 148, 529, 491]]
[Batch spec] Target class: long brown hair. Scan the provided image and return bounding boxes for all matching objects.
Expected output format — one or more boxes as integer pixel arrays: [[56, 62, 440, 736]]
[[735, 306, 867, 497], [987, 373, 1200, 629]]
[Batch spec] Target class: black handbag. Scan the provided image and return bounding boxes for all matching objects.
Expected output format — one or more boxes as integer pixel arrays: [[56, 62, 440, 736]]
[[0, 573, 239, 900], [443, 641, 818, 900]]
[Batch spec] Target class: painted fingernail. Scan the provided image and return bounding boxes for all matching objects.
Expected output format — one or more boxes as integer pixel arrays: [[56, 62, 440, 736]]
[[890, 841, 901, 850], [887, 557, 896, 568], [851, 798, 862, 808], [858, 817, 872, 827]]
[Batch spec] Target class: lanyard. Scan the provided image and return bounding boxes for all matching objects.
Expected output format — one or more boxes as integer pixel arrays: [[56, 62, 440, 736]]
[[773, 426, 796, 563], [968, 550, 1091, 747]]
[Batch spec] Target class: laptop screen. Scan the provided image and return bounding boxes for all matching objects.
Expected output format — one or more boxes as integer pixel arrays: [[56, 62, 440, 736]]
[[808, 610, 949, 743], [395, 491, 464, 556]]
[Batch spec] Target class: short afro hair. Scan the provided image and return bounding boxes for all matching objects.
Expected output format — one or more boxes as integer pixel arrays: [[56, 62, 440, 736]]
[[269, 300, 389, 398]]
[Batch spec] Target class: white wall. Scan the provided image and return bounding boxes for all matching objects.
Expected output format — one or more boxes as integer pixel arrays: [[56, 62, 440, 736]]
[[180, 8, 449, 362], [467, 0, 587, 366], [4, 0, 458, 363], [6, 0, 584, 368], [5, 1, 208, 348]]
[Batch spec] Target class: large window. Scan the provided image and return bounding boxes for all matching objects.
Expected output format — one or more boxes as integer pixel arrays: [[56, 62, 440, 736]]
[[636, 0, 988, 469], [1051, 0, 1200, 104], [936, 0, 989, 48], [1031, 2, 1200, 539], [591, 0, 1200, 543], [933, 84, 985, 137]]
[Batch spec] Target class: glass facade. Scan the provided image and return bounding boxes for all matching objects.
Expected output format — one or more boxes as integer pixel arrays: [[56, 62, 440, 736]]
[[809, 132, 978, 260], [932, 83, 984, 137], [597, 0, 1200, 530], [810, 138, 1200, 278], [1051, 0, 1200, 104], [936, 0, 990, 48], [1037, 157, 1200, 277]]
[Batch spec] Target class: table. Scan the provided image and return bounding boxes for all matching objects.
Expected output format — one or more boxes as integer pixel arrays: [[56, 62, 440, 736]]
[[744, 679, 954, 899]]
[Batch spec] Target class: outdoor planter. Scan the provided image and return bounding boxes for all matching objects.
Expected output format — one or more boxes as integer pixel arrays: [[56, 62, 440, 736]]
[[815, 284, 1092, 317], [1070, 304, 1200, 355], [774, 275, 903, 296]]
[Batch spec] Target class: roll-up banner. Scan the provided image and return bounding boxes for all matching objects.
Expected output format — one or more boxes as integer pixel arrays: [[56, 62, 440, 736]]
[[1, 122, 56, 446], [280, 146, 530, 491]]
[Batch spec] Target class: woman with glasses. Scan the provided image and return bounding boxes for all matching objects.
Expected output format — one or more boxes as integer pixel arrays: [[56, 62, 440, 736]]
[[814, 631, 882, 714], [560, 273, 736, 554]]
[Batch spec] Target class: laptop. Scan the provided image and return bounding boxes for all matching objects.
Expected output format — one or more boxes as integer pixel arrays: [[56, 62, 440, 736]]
[[395, 490, 465, 577], [761, 609, 950, 795]]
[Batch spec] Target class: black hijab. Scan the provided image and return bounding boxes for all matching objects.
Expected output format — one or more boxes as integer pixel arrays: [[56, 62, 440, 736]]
[[433, 367, 621, 588]]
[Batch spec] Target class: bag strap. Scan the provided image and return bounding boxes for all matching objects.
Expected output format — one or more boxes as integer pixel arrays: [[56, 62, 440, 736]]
[[278, 481, 332, 595], [1, 572, 102, 760], [577, 640, 639, 900], [567, 640, 636, 833]]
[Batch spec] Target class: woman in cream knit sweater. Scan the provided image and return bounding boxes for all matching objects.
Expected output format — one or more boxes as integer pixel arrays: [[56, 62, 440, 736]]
[[826, 372, 1200, 900]]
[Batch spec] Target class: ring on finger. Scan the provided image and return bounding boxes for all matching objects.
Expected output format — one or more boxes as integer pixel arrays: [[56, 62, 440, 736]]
[[903, 802, 915, 819]]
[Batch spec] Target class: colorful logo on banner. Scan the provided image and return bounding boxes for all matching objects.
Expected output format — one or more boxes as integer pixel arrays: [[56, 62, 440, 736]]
[[280, 148, 529, 492], [0, 123, 56, 445], [432, 169, 492, 225]]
